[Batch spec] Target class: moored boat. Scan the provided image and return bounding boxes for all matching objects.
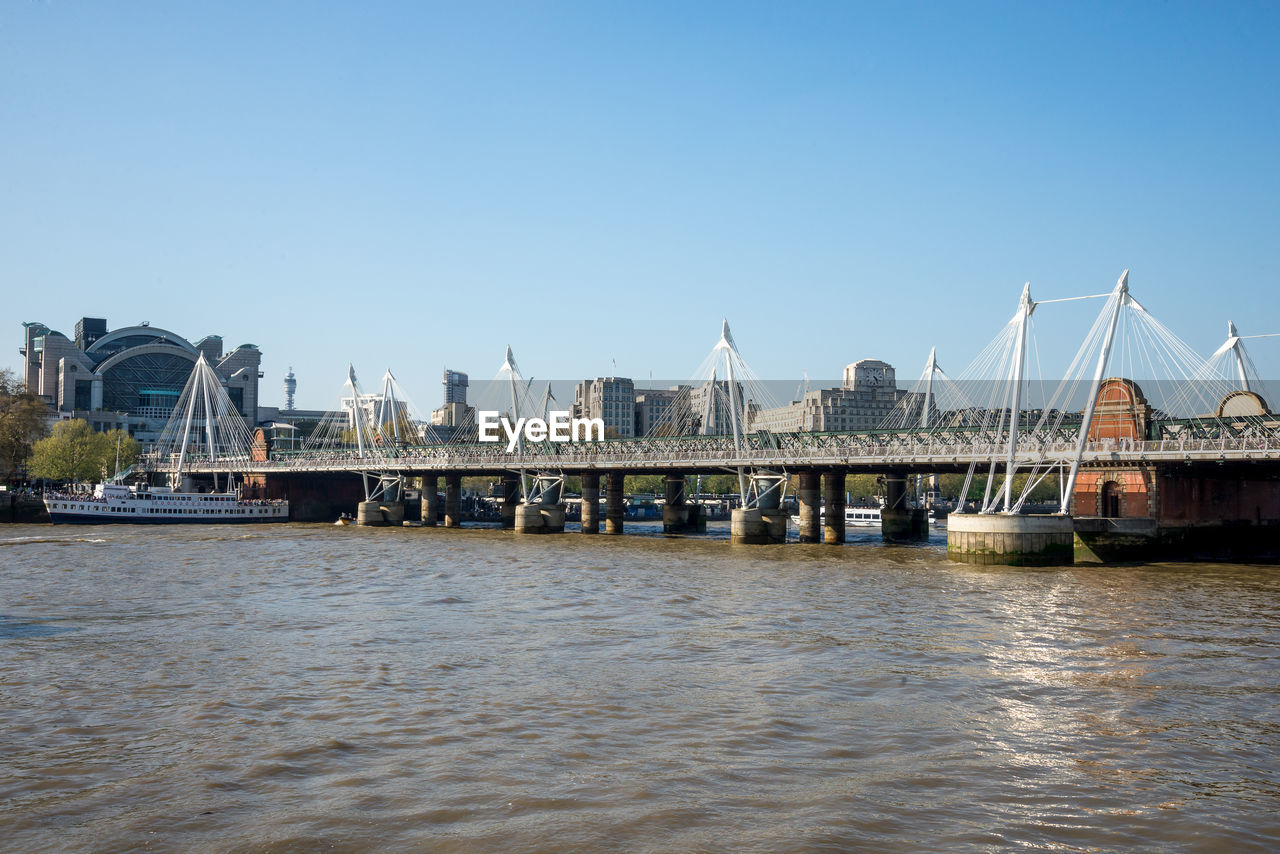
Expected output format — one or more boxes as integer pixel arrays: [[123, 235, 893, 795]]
[[788, 505, 945, 528], [789, 505, 884, 528], [44, 483, 288, 525]]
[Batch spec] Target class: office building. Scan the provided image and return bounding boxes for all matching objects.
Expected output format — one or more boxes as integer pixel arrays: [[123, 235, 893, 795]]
[[751, 359, 910, 433], [574, 376, 636, 438], [634, 386, 693, 437]]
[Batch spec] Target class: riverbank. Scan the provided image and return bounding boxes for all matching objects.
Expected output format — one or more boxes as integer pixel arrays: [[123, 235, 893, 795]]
[[1, 491, 48, 523]]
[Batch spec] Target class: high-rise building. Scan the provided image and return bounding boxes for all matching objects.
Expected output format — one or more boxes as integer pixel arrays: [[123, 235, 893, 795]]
[[429, 369, 474, 439], [443, 370, 468, 405]]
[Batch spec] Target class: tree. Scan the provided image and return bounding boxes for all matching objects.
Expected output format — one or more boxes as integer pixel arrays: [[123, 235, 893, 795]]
[[100, 428, 140, 478], [936, 471, 1060, 504], [27, 419, 138, 484], [846, 474, 881, 501], [697, 474, 739, 495], [624, 474, 664, 495], [0, 368, 48, 480]]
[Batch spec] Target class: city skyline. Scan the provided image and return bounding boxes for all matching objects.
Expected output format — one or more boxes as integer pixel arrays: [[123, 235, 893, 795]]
[[5, 2, 1278, 410]]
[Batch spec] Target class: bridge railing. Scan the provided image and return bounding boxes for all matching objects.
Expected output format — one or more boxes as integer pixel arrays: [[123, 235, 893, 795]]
[[137, 428, 1280, 476]]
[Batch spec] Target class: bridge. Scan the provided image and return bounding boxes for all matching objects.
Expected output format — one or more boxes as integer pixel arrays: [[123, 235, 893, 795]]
[[135, 271, 1280, 564], [169, 423, 1280, 476]]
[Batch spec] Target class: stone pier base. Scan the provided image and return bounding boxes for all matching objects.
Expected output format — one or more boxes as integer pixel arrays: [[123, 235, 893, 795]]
[[1071, 517, 1280, 563], [513, 503, 545, 533], [823, 472, 846, 544], [947, 513, 1074, 566], [513, 502, 567, 534], [882, 507, 928, 542], [605, 472, 625, 535], [501, 475, 520, 529], [421, 476, 439, 526], [444, 475, 462, 528], [881, 473, 927, 542], [663, 503, 707, 533], [1073, 517, 1158, 563], [581, 473, 600, 534], [357, 500, 405, 527], [731, 508, 786, 544], [761, 510, 789, 543], [797, 472, 821, 543], [541, 503, 567, 533]]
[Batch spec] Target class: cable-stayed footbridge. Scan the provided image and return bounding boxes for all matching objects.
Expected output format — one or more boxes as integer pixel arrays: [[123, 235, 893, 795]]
[[138, 271, 1280, 562]]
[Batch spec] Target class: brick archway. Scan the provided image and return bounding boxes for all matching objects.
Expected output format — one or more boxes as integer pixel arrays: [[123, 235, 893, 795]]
[[1101, 480, 1123, 518]]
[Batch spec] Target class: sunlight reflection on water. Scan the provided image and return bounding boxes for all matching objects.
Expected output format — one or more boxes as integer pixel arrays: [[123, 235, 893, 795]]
[[2, 523, 1278, 851]]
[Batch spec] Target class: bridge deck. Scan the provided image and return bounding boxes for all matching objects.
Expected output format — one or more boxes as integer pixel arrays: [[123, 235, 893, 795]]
[[143, 430, 1280, 477]]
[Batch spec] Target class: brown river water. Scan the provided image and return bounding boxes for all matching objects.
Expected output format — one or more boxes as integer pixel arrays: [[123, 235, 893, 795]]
[[2, 521, 1279, 852]]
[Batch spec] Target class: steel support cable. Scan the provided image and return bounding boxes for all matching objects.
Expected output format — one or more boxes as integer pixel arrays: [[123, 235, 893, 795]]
[[1010, 292, 1118, 512]]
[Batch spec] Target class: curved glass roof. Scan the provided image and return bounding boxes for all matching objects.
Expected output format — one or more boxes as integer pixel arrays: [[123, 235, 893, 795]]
[[85, 326, 197, 364], [99, 350, 198, 414]]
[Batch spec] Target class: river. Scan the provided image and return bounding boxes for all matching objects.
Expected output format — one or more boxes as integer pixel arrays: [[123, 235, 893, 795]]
[[2, 522, 1278, 851]]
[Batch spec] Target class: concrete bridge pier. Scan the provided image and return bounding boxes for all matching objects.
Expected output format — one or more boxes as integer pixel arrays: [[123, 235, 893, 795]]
[[757, 474, 788, 542], [540, 474, 566, 532], [421, 475, 439, 526], [501, 474, 520, 529], [730, 508, 769, 544], [947, 513, 1074, 565], [356, 499, 404, 526], [540, 503, 567, 533], [730, 510, 786, 544], [514, 474, 566, 534], [355, 477, 404, 526], [881, 473, 928, 542], [663, 474, 706, 534], [580, 473, 600, 534], [730, 474, 787, 544], [444, 474, 463, 528], [513, 502, 545, 534], [823, 471, 846, 544], [606, 472, 625, 535], [796, 472, 822, 543], [356, 501, 382, 526]]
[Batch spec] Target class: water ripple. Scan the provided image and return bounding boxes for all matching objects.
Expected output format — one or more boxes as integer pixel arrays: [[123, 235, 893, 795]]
[[1, 523, 1278, 850]]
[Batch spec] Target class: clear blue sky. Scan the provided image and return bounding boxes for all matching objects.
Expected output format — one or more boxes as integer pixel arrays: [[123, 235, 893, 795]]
[[4, 1, 1278, 410]]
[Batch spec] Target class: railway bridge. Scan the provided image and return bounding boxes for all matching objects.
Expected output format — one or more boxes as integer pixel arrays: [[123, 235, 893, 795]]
[[136, 272, 1280, 564]]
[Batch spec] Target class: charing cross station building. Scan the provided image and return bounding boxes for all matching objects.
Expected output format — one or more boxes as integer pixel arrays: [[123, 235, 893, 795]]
[[20, 317, 263, 445]]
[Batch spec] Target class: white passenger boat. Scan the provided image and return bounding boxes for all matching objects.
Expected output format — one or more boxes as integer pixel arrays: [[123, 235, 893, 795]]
[[844, 506, 883, 528], [44, 483, 288, 525], [789, 505, 884, 528], [788, 505, 944, 528]]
